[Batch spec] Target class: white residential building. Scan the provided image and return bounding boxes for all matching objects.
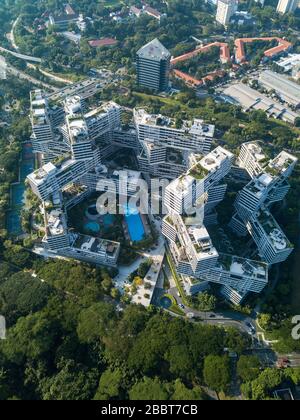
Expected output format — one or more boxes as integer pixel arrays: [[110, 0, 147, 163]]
[[163, 146, 270, 304], [134, 108, 215, 178], [230, 144, 297, 266], [277, 0, 298, 14]]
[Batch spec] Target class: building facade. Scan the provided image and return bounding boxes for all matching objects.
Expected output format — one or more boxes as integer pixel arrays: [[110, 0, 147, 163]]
[[136, 38, 171, 92]]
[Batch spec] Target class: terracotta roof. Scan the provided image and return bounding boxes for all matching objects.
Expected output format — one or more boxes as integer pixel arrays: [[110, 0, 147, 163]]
[[173, 69, 202, 86], [171, 42, 231, 66], [235, 37, 292, 63], [144, 6, 161, 18], [173, 69, 226, 87]]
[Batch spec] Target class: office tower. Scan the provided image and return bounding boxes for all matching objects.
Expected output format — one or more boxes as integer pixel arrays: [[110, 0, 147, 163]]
[[216, 0, 238, 27], [134, 108, 215, 179], [136, 38, 171, 92], [277, 0, 298, 14]]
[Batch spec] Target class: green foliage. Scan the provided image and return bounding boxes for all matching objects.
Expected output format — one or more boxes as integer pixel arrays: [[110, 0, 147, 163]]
[[129, 377, 170, 401], [0, 271, 54, 324], [77, 302, 117, 344], [94, 368, 124, 400], [241, 368, 284, 400], [41, 360, 99, 401], [237, 356, 261, 383]]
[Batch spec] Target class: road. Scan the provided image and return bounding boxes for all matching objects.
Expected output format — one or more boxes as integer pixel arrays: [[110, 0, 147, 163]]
[[10, 16, 20, 51], [163, 257, 256, 335], [4, 61, 57, 91]]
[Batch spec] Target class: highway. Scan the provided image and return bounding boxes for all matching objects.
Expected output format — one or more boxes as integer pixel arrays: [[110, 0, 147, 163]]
[[0, 57, 57, 91]]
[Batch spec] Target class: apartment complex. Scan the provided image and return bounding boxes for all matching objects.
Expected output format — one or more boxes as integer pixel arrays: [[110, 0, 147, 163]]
[[230, 142, 297, 265], [134, 108, 215, 178], [276, 0, 298, 14], [136, 38, 171, 92], [162, 146, 269, 304], [27, 93, 140, 267], [216, 0, 238, 27]]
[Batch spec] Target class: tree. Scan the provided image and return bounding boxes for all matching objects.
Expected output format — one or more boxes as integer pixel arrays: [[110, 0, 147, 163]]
[[0, 271, 54, 323], [41, 360, 98, 401], [94, 368, 123, 400], [224, 328, 250, 355], [3, 242, 30, 268], [203, 355, 231, 394], [196, 292, 217, 312], [2, 312, 59, 365], [171, 379, 204, 400], [129, 377, 170, 400], [165, 344, 195, 380], [237, 356, 261, 383]]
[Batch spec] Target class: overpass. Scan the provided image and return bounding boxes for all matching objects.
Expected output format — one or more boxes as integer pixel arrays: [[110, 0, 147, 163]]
[[0, 45, 42, 63]]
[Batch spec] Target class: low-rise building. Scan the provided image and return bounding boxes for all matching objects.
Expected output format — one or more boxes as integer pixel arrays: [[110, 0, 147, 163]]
[[223, 83, 299, 124], [259, 70, 300, 108]]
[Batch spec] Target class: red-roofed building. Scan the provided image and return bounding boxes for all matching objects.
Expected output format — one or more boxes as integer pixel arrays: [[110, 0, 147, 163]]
[[143, 5, 165, 21], [235, 37, 292, 64], [173, 69, 203, 87], [88, 38, 118, 48], [171, 42, 231, 66]]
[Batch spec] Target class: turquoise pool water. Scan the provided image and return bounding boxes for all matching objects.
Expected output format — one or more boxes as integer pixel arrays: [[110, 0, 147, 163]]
[[12, 184, 26, 207], [6, 143, 35, 236], [160, 296, 172, 309], [6, 209, 22, 236], [124, 204, 145, 242], [85, 221, 100, 233], [20, 161, 34, 181]]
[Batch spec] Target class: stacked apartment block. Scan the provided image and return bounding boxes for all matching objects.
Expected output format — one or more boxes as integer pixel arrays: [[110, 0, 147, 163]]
[[134, 108, 215, 179], [162, 146, 269, 305], [230, 142, 297, 266]]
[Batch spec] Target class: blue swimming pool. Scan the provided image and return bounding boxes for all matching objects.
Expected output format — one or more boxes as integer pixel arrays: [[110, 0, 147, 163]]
[[124, 204, 145, 242], [85, 221, 100, 233], [20, 161, 34, 181], [11, 184, 26, 207], [6, 209, 22, 235], [160, 296, 172, 309]]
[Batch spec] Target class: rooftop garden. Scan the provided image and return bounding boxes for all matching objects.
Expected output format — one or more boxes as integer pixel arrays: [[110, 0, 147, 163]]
[[189, 163, 209, 180]]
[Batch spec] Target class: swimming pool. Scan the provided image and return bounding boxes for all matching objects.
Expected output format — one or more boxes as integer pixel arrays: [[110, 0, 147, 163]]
[[12, 184, 26, 207], [160, 296, 172, 309], [124, 204, 145, 242], [85, 221, 100, 233], [6, 210, 22, 235]]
